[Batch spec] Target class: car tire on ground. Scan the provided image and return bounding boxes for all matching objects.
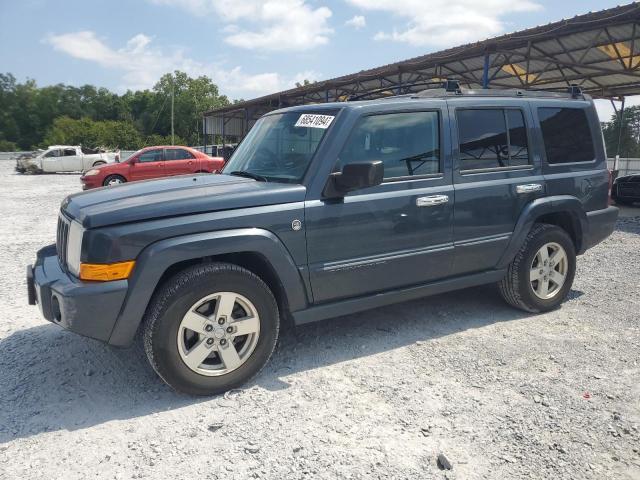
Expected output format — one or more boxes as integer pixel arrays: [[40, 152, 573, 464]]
[[142, 262, 280, 396], [103, 174, 126, 186], [498, 223, 576, 313]]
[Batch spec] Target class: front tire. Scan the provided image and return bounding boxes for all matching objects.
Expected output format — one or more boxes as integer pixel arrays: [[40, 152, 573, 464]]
[[142, 262, 279, 396], [498, 224, 576, 313], [103, 174, 126, 186]]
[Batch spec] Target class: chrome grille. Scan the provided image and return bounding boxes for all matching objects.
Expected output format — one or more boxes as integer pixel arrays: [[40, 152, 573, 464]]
[[56, 214, 70, 271]]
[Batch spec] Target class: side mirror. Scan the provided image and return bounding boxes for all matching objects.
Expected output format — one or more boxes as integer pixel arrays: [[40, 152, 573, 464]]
[[323, 160, 384, 198]]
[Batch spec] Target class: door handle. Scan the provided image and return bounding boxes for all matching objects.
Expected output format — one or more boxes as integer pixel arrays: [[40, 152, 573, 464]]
[[516, 183, 543, 194], [416, 195, 449, 207]]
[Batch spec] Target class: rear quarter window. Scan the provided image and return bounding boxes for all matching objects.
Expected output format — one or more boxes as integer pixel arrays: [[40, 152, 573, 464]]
[[538, 107, 595, 164]]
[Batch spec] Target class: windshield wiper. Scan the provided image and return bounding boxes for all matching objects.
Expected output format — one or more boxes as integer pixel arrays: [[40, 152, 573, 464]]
[[228, 171, 268, 182]]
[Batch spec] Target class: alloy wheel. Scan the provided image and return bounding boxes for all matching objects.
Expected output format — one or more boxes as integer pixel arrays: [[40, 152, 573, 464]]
[[529, 242, 568, 300], [176, 292, 260, 376]]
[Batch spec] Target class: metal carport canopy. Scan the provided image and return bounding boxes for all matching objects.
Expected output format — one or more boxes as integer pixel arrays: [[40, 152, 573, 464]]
[[204, 2, 640, 139]]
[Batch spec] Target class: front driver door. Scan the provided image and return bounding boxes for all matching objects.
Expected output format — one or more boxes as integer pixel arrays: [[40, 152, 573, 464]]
[[61, 147, 83, 171], [305, 107, 455, 303], [130, 148, 165, 180], [41, 149, 62, 172]]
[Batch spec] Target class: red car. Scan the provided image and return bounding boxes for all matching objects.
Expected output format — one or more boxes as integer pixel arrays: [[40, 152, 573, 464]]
[[80, 146, 224, 190]]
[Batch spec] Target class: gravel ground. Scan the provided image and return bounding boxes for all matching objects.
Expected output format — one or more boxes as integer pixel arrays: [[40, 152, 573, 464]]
[[0, 160, 639, 480]]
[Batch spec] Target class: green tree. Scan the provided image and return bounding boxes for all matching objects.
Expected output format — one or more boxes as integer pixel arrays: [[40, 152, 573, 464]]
[[0, 139, 17, 151], [43, 117, 142, 149], [152, 71, 230, 145], [0, 71, 230, 150], [602, 106, 640, 158], [295, 79, 315, 88]]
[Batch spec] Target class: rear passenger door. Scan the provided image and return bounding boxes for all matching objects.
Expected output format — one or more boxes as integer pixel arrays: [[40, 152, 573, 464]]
[[131, 148, 165, 180], [305, 106, 455, 303], [164, 148, 198, 175], [449, 100, 545, 275]]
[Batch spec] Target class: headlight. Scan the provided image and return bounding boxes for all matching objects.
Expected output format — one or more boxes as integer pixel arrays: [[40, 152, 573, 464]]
[[66, 221, 84, 276], [84, 169, 100, 176]]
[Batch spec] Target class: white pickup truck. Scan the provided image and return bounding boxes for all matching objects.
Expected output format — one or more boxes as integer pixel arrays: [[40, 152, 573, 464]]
[[15, 145, 120, 173]]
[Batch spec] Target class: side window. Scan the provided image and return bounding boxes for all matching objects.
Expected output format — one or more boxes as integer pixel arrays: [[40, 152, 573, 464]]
[[457, 109, 530, 171], [44, 149, 61, 158], [338, 111, 440, 180], [506, 110, 530, 166], [137, 149, 164, 163], [63, 148, 76, 156], [538, 108, 595, 164], [165, 148, 195, 161]]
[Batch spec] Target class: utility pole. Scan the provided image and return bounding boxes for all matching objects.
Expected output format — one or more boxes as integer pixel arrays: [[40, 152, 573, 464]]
[[171, 77, 175, 145], [194, 94, 199, 147]]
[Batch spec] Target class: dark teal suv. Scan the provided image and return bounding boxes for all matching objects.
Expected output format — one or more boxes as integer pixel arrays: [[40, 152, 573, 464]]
[[28, 86, 618, 395]]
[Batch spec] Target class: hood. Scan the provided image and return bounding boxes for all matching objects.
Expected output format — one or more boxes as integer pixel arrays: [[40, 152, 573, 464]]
[[63, 174, 307, 229], [615, 174, 640, 183], [87, 161, 121, 174]]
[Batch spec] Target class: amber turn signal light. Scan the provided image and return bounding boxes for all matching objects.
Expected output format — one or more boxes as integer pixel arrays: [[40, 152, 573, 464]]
[[79, 261, 135, 281]]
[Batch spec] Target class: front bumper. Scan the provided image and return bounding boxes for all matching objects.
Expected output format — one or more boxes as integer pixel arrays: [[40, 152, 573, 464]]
[[28, 245, 129, 343], [582, 206, 619, 252], [613, 183, 640, 202], [16, 158, 41, 173], [80, 176, 101, 190]]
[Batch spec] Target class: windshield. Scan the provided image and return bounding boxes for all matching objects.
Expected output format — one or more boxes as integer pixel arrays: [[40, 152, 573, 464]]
[[222, 111, 337, 183]]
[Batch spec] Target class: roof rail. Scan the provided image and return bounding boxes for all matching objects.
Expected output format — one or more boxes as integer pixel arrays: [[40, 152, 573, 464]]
[[411, 86, 587, 100]]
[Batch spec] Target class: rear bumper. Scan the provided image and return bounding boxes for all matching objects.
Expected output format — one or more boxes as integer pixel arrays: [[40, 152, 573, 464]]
[[28, 245, 128, 343], [581, 206, 619, 253]]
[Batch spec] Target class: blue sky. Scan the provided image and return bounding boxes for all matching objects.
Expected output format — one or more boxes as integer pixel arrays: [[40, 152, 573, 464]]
[[0, 0, 631, 119]]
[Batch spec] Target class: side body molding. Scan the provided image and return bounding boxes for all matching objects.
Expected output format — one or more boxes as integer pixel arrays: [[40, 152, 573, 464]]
[[108, 228, 309, 347], [496, 195, 587, 269]]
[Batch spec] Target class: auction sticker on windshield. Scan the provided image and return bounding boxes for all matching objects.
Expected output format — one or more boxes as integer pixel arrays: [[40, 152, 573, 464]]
[[294, 114, 335, 129]]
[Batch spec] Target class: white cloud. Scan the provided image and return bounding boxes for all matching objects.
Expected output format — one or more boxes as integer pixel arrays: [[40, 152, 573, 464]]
[[149, 0, 333, 51], [345, 15, 366, 30], [45, 31, 317, 97], [594, 98, 640, 123], [346, 0, 541, 47]]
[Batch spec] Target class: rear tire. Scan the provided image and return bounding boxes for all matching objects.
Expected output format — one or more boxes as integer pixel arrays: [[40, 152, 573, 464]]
[[498, 224, 576, 313], [142, 262, 279, 396], [103, 174, 126, 186], [93, 161, 106, 167]]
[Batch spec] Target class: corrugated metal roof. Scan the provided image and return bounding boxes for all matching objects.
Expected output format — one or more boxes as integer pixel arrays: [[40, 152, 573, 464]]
[[204, 2, 640, 137]]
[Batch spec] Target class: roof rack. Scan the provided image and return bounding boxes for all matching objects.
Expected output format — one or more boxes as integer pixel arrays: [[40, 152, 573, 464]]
[[411, 81, 586, 100]]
